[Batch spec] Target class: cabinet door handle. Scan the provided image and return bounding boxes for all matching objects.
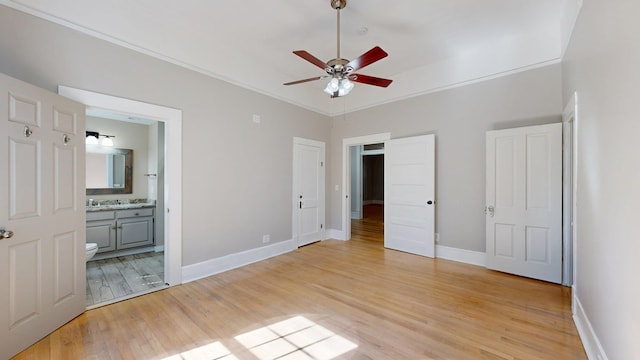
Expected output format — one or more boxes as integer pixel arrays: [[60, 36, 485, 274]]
[[134, 213, 139, 216], [111, 226, 117, 230]]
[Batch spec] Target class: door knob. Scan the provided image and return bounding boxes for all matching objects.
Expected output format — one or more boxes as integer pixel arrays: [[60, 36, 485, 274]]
[[486, 205, 495, 217], [0, 228, 14, 239], [426, 200, 433, 205]]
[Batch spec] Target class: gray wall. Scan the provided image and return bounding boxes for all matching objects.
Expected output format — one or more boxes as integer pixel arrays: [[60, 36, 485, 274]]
[[0, 5, 331, 267], [328, 64, 563, 252], [562, 0, 640, 358]]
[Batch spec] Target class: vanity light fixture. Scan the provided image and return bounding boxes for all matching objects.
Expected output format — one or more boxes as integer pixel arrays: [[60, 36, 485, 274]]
[[101, 135, 114, 147], [85, 131, 99, 145], [85, 131, 115, 146]]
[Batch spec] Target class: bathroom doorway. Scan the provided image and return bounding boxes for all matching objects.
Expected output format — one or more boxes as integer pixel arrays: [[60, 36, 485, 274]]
[[84, 112, 166, 307], [58, 85, 183, 308]]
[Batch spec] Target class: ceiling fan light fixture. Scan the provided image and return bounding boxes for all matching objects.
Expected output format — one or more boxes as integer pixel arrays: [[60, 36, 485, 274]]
[[324, 77, 354, 97]]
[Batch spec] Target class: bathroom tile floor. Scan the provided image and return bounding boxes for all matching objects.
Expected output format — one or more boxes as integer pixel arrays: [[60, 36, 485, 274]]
[[86, 251, 165, 307]]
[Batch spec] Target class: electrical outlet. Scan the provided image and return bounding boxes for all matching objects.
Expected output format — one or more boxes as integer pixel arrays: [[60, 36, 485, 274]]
[[262, 234, 270, 243], [435, 233, 440, 243]]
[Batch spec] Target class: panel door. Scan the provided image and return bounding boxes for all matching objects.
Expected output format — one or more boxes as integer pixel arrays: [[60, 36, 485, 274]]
[[293, 138, 325, 247], [117, 217, 154, 249], [486, 123, 562, 283], [0, 74, 86, 359], [384, 134, 435, 257], [86, 220, 117, 252]]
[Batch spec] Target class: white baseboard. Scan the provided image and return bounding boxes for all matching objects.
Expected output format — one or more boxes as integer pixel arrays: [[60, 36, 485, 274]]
[[573, 287, 608, 360], [326, 228, 347, 241], [435, 245, 486, 267], [351, 211, 362, 219], [154, 245, 164, 252], [362, 200, 384, 205], [182, 239, 296, 283]]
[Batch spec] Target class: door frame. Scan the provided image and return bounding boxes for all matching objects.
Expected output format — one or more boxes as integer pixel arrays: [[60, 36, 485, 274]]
[[58, 86, 183, 286], [562, 92, 579, 287], [341, 133, 390, 240]]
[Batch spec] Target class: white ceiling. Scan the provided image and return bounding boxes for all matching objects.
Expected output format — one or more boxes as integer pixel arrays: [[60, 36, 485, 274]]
[[2, 0, 580, 116]]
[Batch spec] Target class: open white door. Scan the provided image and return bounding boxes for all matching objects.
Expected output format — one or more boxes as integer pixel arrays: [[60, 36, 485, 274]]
[[384, 134, 435, 257], [486, 123, 562, 283], [0, 74, 86, 359], [293, 138, 325, 247]]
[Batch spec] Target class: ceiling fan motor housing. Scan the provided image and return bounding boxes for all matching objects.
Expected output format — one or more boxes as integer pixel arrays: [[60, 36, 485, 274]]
[[326, 58, 350, 76], [331, 0, 347, 10]]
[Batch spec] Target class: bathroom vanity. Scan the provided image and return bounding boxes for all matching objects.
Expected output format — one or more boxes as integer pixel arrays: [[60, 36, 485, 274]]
[[86, 203, 155, 257]]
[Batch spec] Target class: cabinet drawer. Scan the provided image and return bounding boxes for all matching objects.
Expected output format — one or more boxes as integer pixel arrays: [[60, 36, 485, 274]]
[[117, 208, 154, 219], [86, 211, 116, 221]]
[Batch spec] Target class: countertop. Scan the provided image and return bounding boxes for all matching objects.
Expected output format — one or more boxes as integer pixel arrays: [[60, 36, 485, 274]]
[[85, 203, 156, 212]]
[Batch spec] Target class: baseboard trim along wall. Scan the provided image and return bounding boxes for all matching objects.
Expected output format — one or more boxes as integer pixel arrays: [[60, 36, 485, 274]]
[[182, 239, 297, 283], [435, 245, 486, 267], [573, 288, 608, 360], [327, 228, 347, 241]]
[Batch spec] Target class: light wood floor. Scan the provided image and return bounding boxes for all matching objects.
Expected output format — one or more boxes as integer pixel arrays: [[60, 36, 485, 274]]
[[15, 207, 585, 359], [86, 251, 165, 307]]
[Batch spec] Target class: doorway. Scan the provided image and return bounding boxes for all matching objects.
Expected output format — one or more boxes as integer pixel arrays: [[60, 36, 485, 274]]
[[342, 133, 390, 241], [350, 144, 385, 244], [58, 86, 183, 299], [84, 112, 166, 307]]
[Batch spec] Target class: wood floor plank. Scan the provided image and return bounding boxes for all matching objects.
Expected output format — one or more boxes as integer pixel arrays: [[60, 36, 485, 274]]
[[15, 208, 585, 359]]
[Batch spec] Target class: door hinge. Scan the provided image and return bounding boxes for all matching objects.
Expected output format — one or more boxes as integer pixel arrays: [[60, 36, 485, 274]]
[[320, 161, 324, 167], [320, 224, 323, 229]]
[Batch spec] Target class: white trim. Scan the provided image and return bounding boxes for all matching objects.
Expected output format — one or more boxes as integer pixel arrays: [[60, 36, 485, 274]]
[[342, 133, 391, 240], [182, 240, 297, 283], [326, 228, 347, 241], [435, 245, 486, 267], [58, 86, 183, 286], [350, 211, 362, 219], [573, 289, 608, 360], [562, 92, 578, 287], [362, 200, 384, 206]]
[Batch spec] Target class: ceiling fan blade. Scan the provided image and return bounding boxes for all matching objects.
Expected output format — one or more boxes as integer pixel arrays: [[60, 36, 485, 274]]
[[345, 46, 388, 73], [283, 76, 325, 86], [293, 50, 329, 70], [350, 74, 393, 88]]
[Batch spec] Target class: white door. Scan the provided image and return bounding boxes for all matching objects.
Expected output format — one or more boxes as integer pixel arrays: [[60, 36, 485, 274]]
[[293, 138, 325, 247], [485, 123, 562, 283], [0, 74, 86, 359], [384, 135, 435, 257]]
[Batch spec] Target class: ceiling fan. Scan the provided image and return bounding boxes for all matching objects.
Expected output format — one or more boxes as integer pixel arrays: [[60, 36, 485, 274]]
[[283, 0, 392, 98]]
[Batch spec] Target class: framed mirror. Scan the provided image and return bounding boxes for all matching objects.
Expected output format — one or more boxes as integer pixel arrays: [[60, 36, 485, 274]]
[[86, 147, 133, 195]]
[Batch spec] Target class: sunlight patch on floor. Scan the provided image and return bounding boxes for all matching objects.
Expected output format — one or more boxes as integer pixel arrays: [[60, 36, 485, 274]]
[[163, 315, 358, 360]]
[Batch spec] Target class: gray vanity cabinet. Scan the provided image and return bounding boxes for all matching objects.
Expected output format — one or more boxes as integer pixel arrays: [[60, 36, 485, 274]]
[[86, 207, 154, 255], [116, 208, 154, 250], [86, 211, 117, 253]]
